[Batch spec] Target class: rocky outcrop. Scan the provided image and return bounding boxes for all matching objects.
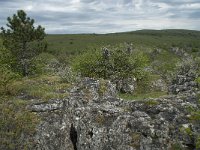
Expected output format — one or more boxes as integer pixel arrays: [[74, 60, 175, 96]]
[[168, 59, 199, 95], [115, 77, 136, 94], [28, 77, 200, 150], [151, 79, 167, 92], [169, 74, 198, 94], [170, 47, 190, 58]]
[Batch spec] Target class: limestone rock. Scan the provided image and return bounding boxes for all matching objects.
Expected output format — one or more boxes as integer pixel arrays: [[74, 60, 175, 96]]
[[115, 78, 136, 94], [151, 79, 167, 92], [26, 77, 199, 150]]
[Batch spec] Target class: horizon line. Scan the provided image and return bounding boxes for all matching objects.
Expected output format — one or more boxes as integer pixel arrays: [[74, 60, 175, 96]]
[[46, 28, 200, 35]]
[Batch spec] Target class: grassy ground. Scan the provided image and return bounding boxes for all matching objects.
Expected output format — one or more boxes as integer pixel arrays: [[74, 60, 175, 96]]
[[0, 95, 40, 149], [1, 29, 199, 62], [118, 91, 167, 101], [45, 29, 200, 57], [1, 29, 199, 100], [8, 75, 71, 101]]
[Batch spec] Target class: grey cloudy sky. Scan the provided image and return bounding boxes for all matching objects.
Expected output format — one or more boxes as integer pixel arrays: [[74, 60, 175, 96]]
[[0, 0, 200, 34]]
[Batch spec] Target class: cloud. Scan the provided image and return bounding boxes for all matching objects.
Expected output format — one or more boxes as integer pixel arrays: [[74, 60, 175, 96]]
[[0, 0, 200, 33]]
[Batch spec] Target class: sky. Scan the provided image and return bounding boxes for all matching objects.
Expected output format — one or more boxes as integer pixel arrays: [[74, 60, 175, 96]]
[[0, 0, 200, 34]]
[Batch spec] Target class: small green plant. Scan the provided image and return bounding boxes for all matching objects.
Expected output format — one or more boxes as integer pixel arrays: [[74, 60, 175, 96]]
[[195, 77, 200, 87], [98, 79, 107, 96], [186, 105, 196, 113], [145, 99, 159, 106], [130, 133, 141, 148], [95, 114, 105, 125], [170, 141, 183, 150], [189, 111, 200, 121], [196, 136, 200, 149], [0, 47, 19, 95], [30, 52, 56, 75], [0, 66, 19, 95], [179, 126, 193, 137]]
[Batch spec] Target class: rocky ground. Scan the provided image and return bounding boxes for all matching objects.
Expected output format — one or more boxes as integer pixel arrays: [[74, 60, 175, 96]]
[[27, 72, 200, 150]]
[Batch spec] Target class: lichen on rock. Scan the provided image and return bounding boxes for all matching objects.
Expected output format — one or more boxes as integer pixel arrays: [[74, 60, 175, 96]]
[[27, 77, 200, 150]]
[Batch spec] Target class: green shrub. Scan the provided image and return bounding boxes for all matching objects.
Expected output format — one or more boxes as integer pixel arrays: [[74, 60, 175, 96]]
[[0, 47, 20, 95], [0, 66, 19, 95], [30, 52, 56, 75], [195, 77, 200, 88], [72, 49, 103, 78], [151, 49, 180, 81], [179, 126, 193, 137], [72, 46, 149, 81], [170, 142, 183, 150], [0, 47, 16, 67], [196, 136, 200, 149], [190, 111, 200, 121]]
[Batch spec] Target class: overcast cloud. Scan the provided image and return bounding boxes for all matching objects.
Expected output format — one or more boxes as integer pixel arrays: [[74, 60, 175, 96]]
[[0, 0, 200, 34]]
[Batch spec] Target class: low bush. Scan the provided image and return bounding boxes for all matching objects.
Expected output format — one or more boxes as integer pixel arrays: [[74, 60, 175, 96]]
[[30, 52, 56, 75], [0, 47, 20, 95], [72, 45, 149, 91], [0, 66, 19, 95]]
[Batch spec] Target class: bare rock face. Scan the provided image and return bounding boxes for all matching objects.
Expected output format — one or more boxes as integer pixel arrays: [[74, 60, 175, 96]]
[[168, 64, 198, 94], [151, 79, 167, 92], [170, 47, 190, 58], [115, 78, 136, 94], [28, 77, 200, 150]]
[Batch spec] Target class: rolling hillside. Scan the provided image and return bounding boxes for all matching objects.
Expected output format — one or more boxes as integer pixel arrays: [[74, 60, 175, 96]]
[[1, 29, 200, 56], [45, 29, 200, 56]]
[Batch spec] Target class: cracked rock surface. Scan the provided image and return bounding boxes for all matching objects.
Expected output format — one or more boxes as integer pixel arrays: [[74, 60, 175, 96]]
[[28, 77, 200, 150]]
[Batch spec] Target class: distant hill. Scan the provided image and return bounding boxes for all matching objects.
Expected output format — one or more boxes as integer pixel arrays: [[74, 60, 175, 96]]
[[44, 29, 200, 57], [1, 29, 200, 56], [123, 29, 200, 37]]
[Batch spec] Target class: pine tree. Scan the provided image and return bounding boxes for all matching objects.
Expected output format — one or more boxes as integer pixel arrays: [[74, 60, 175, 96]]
[[1, 10, 46, 76]]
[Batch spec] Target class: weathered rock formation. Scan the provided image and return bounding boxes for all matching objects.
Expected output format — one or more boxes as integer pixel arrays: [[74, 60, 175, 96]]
[[168, 59, 199, 95], [28, 77, 200, 150]]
